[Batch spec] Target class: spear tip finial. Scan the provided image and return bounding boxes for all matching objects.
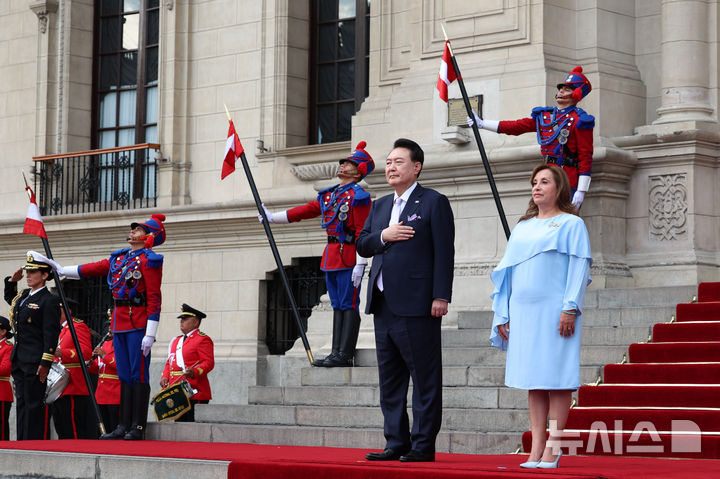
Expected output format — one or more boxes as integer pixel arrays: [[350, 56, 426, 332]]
[[223, 104, 232, 122]]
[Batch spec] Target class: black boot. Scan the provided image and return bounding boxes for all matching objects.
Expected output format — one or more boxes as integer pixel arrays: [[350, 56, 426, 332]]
[[100, 382, 132, 439], [124, 383, 151, 440], [313, 309, 344, 367], [325, 309, 360, 367]]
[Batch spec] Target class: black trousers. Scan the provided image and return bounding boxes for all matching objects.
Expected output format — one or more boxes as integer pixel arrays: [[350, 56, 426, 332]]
[[371, 289, 443, 455], [52, 395, 97, 439], [12, 367, 51, 440], [0, 401, 10, 440], [99, 404, 120, 434], [176, 399, 209, 422]]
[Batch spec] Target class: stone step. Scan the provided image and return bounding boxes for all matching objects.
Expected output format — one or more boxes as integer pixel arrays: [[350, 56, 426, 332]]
[[458, 307, 677, 330], [354, 345, 627, 367], [146, 422, 523, 455], [0, 449, 229, 479], [248, 385, 530, 409], [193, 404, 530, 432], [442, 325, 651, 347], [300, 365, 602, 387]]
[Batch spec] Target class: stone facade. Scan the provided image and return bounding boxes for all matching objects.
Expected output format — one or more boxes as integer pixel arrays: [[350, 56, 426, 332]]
[[0, 0, 719, 407]]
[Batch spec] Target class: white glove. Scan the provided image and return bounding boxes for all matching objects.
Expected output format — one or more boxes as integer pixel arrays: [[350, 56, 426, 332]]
[[59, 265, 81, 280], [351, 264, 365, 288], [257, 203, 273, 222], [257, 204, 289, 224], [572, 190, 586, 209], [141, 320, 159, 357], [26, 250, 61, 274], [466, 110, 484, 129]]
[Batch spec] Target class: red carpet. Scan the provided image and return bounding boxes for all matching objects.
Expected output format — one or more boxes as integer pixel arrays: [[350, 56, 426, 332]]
[[524, 282, 720, 459], [1, 440, 720, 478], [603, 362, 720, 384], [676, 302, 720, 322], [699, 282, 720, 302]]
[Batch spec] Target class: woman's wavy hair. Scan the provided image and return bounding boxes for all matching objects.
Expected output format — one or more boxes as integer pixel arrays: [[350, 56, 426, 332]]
[[519, 164, 578, 222]]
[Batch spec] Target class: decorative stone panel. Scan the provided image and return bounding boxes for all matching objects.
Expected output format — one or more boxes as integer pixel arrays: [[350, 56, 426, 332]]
[[648, 173, 688, 241]]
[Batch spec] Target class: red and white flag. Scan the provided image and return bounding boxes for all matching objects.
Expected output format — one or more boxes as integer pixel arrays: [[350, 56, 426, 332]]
[[436, 41, 457, 102], [221, 119, 245, 179], [23, 186, 47, 239]]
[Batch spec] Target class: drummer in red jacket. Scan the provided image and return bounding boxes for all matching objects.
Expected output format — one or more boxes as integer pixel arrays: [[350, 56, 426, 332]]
[[52, 300, 95, 439], [160, 304, 214, 422], [87, 329, 120, 433], [0, 316, 14, 440]]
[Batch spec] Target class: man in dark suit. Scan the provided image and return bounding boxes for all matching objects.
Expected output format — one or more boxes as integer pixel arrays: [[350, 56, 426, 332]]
[[357, 138, 455, 463], [4, 252, 61, 440]]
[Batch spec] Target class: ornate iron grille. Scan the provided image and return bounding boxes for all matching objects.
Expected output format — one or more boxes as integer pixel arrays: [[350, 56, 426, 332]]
[[62, 276, 115, 347], [265, 257, 327, 355], [32, 143, 159, 216]]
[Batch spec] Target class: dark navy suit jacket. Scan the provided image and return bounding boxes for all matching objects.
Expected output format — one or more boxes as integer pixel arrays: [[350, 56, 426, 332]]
[[357, 183, 454, 316]]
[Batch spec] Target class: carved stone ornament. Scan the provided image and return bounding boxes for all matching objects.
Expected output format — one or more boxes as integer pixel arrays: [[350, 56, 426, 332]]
[[29, 1, 58, 34], [291, 162, 338, 181], [453, 262, 498, 277], [648, 173, 688, 241]]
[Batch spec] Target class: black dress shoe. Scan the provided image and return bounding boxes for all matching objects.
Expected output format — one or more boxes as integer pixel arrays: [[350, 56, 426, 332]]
[[399, 450, 435, 462], [365, 448, 408, 461]]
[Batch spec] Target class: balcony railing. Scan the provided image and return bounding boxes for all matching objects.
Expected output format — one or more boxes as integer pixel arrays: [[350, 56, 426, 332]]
[[32, 143, 159, 216]]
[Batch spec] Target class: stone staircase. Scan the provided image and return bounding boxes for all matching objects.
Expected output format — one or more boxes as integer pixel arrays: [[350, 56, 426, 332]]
[[148, 285, 697, 454]]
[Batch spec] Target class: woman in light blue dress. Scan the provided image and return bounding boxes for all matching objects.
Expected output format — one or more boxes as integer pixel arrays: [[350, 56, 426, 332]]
[[490, 164, 592, 469]]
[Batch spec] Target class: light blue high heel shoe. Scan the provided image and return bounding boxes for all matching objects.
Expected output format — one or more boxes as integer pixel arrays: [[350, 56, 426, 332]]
[[519, 459, 541, 468], [537, 450, 563, 468]]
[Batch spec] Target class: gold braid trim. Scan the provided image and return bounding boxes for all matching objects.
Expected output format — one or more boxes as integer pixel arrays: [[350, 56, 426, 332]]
[[8, 289, 23, 334], [41, 353, 54, 362]]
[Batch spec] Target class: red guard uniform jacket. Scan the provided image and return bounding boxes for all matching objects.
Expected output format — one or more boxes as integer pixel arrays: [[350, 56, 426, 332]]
[[54, 319, 92, 396], [0, 338, 13, 402], [162, 329, 214, 401], [87, 340, 120, 405], [78, 248, 163, 332], [498, 106, 594, 190], [286, 183, 371, 271]]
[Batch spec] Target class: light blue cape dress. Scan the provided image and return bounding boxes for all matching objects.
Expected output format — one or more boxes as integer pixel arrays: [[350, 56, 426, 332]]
[[490, 214, 592, 390]]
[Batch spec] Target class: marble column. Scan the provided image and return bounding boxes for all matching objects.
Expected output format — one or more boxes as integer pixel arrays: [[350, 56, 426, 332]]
[[654, 0, 715, 123]]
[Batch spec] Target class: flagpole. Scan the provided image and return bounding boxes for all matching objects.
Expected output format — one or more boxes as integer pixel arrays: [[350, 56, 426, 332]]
[[22, 173, 107, 435], [440, 27, 511, 240], [223, 107, 315, 365]]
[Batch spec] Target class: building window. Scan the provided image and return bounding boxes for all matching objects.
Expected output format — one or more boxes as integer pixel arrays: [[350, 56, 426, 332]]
[[92, 0, 159, 201], [309, 0, 370, 144], [265, 257, 327, 355]]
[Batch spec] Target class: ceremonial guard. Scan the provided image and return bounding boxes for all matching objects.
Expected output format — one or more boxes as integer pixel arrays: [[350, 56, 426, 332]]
[[0, 316, 14, 440], [57, 214, 165, 440], [468, 66, 595, 209], [261, 142, 374, 367], [51, 301, 95, 439], [87, 329, 121, 433], [4, 253, 61, 440], [160, 304, 214, 422]]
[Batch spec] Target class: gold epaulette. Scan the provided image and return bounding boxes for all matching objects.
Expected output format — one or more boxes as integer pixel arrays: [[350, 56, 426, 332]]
[[4, 341, 12, 346], [72, 317, 84, 323], [198, 331, 207, 336]]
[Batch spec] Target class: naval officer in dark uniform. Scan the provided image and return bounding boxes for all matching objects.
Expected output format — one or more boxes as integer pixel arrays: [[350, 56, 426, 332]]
[[4, 252, 61, 440]]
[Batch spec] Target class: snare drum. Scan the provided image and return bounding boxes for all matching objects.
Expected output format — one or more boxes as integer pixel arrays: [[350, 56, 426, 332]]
[[151, 379, 196, 422], [45, 362, 71, 404]]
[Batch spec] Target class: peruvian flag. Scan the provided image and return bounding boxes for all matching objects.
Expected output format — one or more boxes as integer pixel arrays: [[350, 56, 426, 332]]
[[221, 119, 244, 179], [436, 41, 457, 102], [23, 186, 47, 239]]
